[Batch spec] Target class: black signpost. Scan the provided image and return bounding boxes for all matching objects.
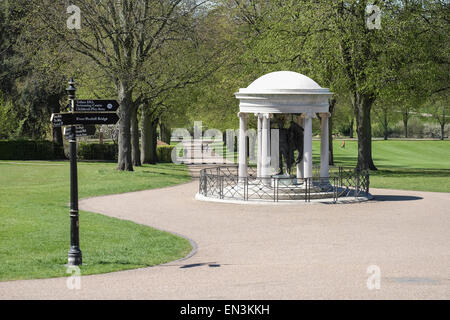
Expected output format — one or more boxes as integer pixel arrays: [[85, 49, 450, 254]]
[[53, 78, 119, 266], [74, 100, 120, 112], [52, 112, 119, 127], [64, 125, 96, 140], [65, 100, 120, 112]]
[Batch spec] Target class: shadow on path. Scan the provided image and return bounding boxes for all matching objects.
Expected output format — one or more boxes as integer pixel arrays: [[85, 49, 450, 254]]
[[180, 262, 221, 269], [373, 195, 423, 202]]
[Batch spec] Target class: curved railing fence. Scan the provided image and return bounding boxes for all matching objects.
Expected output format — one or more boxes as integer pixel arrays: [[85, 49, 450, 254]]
[[199, 165, 370, 203]]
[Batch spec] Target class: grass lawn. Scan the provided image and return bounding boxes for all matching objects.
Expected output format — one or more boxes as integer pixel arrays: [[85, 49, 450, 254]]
[[313, 139, 450, 193], [0, 161, 192, 281]]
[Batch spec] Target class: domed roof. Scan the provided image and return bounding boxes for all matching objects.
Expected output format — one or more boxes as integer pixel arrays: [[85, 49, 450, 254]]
[[245, 71, 322, 91], [235, 71, 333, 114]]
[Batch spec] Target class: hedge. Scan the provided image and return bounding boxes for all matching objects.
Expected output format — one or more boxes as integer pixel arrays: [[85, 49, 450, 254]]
[[0, 140, 175, 163], [77, 142, 118, 161], [78, 142, 175, 163], [0, 140, 65, 160]]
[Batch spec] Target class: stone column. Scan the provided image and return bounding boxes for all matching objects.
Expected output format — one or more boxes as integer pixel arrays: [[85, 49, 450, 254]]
[[320, 112, 331, 180], [238, 112, 248, 178], [194, 121, 202, 165], [296, 115, 305, 179], [225, 129, 235, 165], [261, 113, 271, 178], [302, 112, 316, 179], [256, 113, 263, 177]]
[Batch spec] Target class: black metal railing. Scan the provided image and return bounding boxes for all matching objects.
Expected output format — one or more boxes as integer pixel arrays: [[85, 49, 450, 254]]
[[199, 165, 370, 203]]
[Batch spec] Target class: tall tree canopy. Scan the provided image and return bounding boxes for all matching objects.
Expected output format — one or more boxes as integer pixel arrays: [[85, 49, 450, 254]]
[[34, 0, 220, 170], [0, 0, 447, 167], [225, 0, 449, 170]]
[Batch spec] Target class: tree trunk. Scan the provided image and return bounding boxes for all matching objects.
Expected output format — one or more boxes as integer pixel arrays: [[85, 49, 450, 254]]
[[353, 93, 377, 171], [349, 117, 354, 138], [383, 109, 388, 141], [441, 123, 445, 141], [131, 104, 141, 166], [117, 81, 133, 171], [151, 118, 159, 163], [141, 108, 159, 164], [160, 122, 171, 144], [403, 111, 409, 139]]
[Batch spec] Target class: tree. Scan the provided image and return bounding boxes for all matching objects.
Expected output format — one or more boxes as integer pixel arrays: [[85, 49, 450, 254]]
[[135, 4, 236, 164], [377, 1, 449, 139], [0, 0, 30, 139], [427, 92, 449, 140], [228, 0, 382, 169], [34, 0, 210, 170], [373, 101, 392, 140], [0, 0, 29, 95], [228, 0, 449, 170], [0, 0, 69, 142]]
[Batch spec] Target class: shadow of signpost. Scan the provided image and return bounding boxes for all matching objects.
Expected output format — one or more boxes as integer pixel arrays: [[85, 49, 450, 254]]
[[180, 262, 222, 269], [372, 195, 423, 202]]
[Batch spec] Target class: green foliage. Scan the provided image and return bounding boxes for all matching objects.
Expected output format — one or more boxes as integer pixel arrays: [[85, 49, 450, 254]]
[[0, 0, 30, 94], [0, 140, 64, 160], [77, 142, 118, 161], [0, 0, 448, 168], [338, 122, 354, 137], [225, 0, 449, 168], [372, 122, 392, 139], [0, 95, 20, 139], [0, 0, 69, 141]]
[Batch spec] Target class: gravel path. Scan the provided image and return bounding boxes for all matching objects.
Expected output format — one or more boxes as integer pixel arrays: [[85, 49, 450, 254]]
[[1, 170, 449, 299]]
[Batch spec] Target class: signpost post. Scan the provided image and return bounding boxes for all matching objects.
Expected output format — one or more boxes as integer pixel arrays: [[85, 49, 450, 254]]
[[52, 78, 119, 266], [66, 79, 82, 266]]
